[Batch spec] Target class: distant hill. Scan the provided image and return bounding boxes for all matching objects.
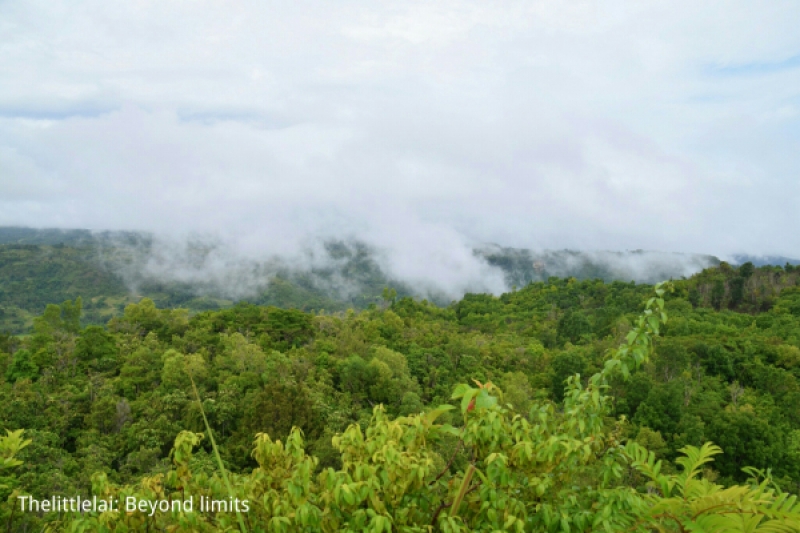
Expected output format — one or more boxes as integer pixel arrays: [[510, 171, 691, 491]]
[[476, 245, 720, 286], [0, 243, 130, 331], [731, 254, 800, 267], [0, 229, 409, 332], [0, 226, 95, 246], [0, 225, 760, 333]]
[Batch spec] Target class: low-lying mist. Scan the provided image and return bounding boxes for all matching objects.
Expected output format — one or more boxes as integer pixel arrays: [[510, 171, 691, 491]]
[[0, 226, 730, 308], [91, 232, 502, 306], [80, 230, 722, 305]]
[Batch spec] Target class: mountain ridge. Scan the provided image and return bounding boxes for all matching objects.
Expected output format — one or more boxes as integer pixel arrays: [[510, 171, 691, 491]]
[[0, 225, 795, 333]]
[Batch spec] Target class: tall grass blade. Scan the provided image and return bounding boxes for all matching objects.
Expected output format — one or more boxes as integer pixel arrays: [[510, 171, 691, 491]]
[[189, 371, 248, 533]]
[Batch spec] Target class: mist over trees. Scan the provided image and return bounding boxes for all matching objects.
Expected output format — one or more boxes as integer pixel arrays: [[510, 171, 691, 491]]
[[0, 227, 746, 334], [2, 252, 800, 530]]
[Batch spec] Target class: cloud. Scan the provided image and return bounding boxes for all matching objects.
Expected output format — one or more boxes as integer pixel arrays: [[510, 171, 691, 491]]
[[708, 54, 800, 77], [1, 0, 799, 295]]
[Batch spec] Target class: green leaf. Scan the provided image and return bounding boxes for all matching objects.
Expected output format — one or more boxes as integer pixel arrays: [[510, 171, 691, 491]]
[[424, 405, 455, 425], [474, 390, 497, 410], [461, 389, 479, 414], [451, 383, 471, 399]]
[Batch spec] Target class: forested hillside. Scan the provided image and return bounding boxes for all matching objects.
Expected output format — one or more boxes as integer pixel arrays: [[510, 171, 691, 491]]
[[2, 261, 800, 531], [0, 226, 733, 334], [0, 239, 390, 333]]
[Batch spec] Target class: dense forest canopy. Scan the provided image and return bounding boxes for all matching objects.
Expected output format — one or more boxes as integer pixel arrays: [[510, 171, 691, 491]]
[[2, 256, 800, 530]]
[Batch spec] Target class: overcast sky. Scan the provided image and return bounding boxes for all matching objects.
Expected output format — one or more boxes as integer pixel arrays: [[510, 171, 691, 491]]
[[1, 0, 799, 262]]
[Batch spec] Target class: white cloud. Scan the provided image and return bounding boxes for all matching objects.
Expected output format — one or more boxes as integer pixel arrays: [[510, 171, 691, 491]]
[[1, 0, 799, 292]]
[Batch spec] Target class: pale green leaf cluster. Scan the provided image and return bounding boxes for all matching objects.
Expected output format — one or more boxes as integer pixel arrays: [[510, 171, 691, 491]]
[[0, 429, 29, 471]]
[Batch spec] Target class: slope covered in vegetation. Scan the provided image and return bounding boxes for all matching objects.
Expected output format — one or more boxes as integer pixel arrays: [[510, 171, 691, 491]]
[[0, 241, 380, 333], [1, 262, 800, 530], [0, 226, 733, 334]]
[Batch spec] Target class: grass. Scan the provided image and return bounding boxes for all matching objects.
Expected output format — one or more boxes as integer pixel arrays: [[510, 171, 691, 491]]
[[189, 371, 249, 533]]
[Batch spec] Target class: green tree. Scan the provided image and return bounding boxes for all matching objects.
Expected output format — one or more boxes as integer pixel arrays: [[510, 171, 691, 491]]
[[740, 261, 755, 279], [711, 279, 726, 310], [550, 350, 586, 402], [4, 349, 38, 382]]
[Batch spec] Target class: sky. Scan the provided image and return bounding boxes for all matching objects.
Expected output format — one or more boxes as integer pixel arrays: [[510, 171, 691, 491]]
[[1, 0, 799, 274]]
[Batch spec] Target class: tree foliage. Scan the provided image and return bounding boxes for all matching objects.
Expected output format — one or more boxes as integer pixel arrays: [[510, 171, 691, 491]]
[[2, 270, 800, 531]]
